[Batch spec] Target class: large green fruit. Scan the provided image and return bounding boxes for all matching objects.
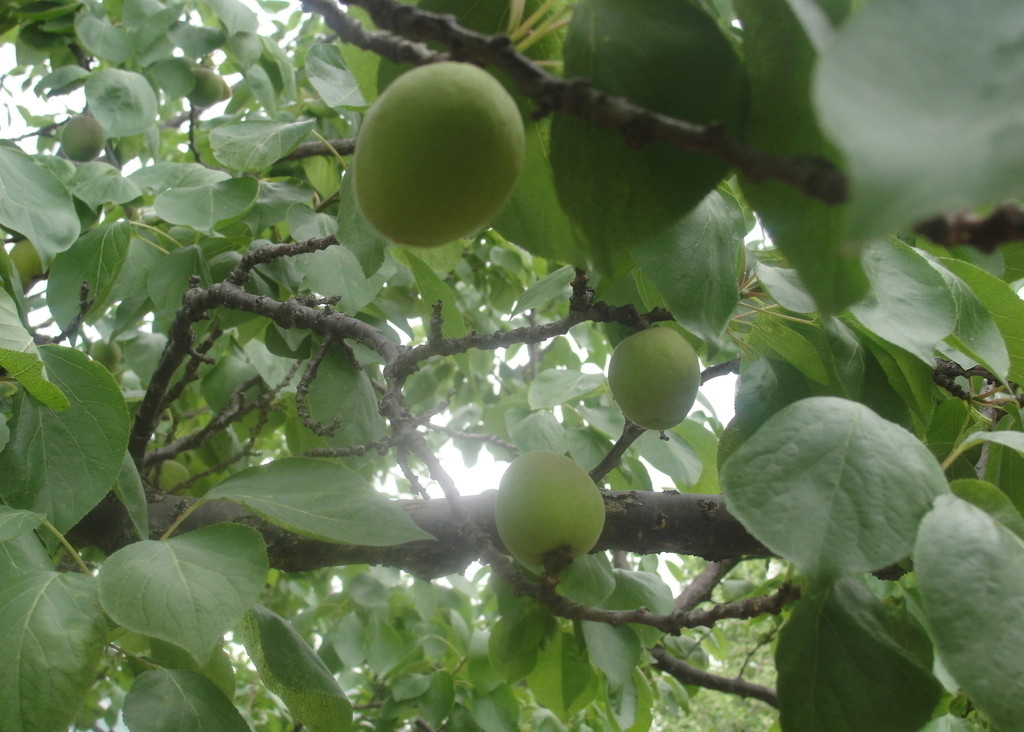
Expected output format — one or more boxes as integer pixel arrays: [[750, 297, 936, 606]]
[[495, 451, 605, 566], [607, 327, 700, 431], [10, 240, 43, 287], [61, 115, 105, 162], [353, 62, 525, 247], [188, 68, 225, 108]]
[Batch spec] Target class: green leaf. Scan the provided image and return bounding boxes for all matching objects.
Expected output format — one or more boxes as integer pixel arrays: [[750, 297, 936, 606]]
[[0, 289, 70, 408], [511, 264, 573, 318], [292, 243, 393, 313], [0, 506, 44, 542], [916, 495, 1024, 732], [305, 44, 365, 108], [632, 190, 743, 345], [238, 605, 353, 732], [747, 314, 829, 385], [0, 573, 108, 732], [776, 578, 941, 732], [950, 478, 1024, 542], [550, 0, 747, 270], [74, 13, 131, 62], [581, 621, 641, 688], [0, 345, 128, 531], [113, 450, 150, 541], [68, 162, 143, 208], [814, 0, 1024, 240], [123, 669, 252, 732], [98, 523, 268, 664], [154, 177, 259, 232], [755, 262, 817, 314], [527, 631, 599, 720], [847, 239, 956, 365], [721, 396, 948, 583], [203, 0, 258, 35], [939, 258, 1024, 384], [736, 0, 866, 313], [204, 458, 434, 545], [489, 600, 555, 683], [401, 250, 468, 339], [0, 145, 80, 260], [85, 68, 158, 137], [303, 346, 388, 449], [48, 222, 132, 330], [128, 162, 231, 194], [0, 534, 51, 583], [527, 369, 604, 409], [210, 120, 315, 171]]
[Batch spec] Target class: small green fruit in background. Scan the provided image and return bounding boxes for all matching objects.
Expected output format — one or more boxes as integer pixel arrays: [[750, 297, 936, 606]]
[[158, 459, 190, 490], [188, 68, 225, 108], [353, 61, 526, 247], [607, 327, 700, 431], [10, 240, 43, 287], [495, 451, 605, 566], [91, 340, 122, 374], [61, 114, 105, 162]]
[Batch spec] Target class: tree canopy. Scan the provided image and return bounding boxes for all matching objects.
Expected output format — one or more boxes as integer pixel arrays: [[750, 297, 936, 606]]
[[2, 0, 1024, 731]]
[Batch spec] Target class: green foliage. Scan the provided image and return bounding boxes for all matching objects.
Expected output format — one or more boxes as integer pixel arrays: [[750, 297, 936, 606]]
[[0, 1, 1022, 731]]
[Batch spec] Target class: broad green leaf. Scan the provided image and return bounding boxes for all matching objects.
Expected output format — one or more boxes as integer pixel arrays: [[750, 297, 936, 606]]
[[0, 145, 80, 259], [154, 177, 259, 232], [755, 262, 816, 314], [581, 621, 641, 688], [238, 605, 353, 732], [128, 162, 231, 194], [113, 450, 149, 541], [305, 44, 365, 108], [74, 14, 131, 62], [950, 478, 1024, 542], [210, 120, 315, 171], [146, 245, 211, 319], [814, 0, 1024, 240], [0, 346, 128, 531], [85, 69, 158, 137], [0, 506, 44, 542], [0, 572, 107, 732], [848, 239, 956, 365], [747, 314, 829, 385], [401, 250, 469, 339], [123, 669, 252, 732], [48, 222, 132, 329], [148, 58, 197, 99], [777, 579, 941, 732], [0, 289, 69, 408], [509, 410, 567, 454], [633, 430, 702, 488], [940, 258, 1024, 384], [336, 171, 388, 277], [0, 534, 51, 583], [527, 631, 599, 720], [527, 369, 604, 409], [854, 327, 934, 426], [721, 396, 948, 583], [98, 523, 268, 664], [68, 162, 143, 208], [550, 0, 747, 270], [511, 264, 573, 318], [292, 243, 393, 313], [203, 0, 258, 35], [489, 600, 556, 683], [303, 346, 388, 448], [35, 65, 90, 97], [203, 458, 434, 546], [632, 190, 743, 346], [736, 0, 866, 313], [606, 668, 654, 732], [916, 495, 1024, 732]]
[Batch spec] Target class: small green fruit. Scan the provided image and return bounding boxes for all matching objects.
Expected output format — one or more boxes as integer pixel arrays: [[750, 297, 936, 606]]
[[607, 327, 700, 431], [495, 451, 605, 566], [188, 68, 225, 108], [158, 459, 190, 490], [91, 340, 122, 373], [61, 115, 105, 162], [10, 240, 43, 287], [353, 61, 525, 247]]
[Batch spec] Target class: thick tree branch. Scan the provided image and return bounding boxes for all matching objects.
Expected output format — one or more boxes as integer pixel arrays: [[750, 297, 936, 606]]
[[915, 202, 1024, 252]]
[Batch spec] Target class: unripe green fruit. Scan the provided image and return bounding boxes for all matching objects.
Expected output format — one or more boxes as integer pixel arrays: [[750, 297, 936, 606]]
[[91, 340, 122, 373], [158, 459, 190, 490], [495, 451, 605, 566], [188, 68, 225, 108], [10, 240, 43, 286], [61, 115, 105, 162], [607, 327, 700, 431], [353, 62, 525, 247]]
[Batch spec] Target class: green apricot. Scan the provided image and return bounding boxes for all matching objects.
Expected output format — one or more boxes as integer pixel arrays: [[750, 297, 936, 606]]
[[61, 114, 105, 162], [188, 68, 225, 108], [157, 459, 190, 490], [91, 340, 122, 373], [607, 327, 700, 431], [353, 62, 525, 247], [10, 240, 43, 287], [494, 451, 605, 566]]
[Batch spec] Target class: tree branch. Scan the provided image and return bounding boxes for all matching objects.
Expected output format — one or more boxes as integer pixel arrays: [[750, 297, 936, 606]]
[[650, 646, 778, 707]]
